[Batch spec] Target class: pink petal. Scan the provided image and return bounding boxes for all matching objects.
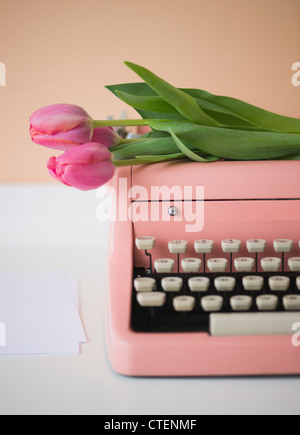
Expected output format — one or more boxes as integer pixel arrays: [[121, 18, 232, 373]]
[[91, 127, 120, 148], [57, 142, 112, 165], [30, 104, 92, 135], [60, 160, 115, 191], [31, 123, 93, 151], [47, 157, 61, 182]]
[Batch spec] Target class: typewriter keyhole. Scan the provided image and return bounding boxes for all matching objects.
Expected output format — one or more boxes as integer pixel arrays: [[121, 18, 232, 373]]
[[168, 206, 178, 217]]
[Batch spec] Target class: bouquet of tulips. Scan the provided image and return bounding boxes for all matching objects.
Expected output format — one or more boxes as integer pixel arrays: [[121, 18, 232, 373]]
[[30, 62, 300, 191]]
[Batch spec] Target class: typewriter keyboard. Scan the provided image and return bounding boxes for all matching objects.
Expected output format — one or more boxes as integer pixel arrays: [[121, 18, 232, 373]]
[[131, 237, 300, 336]]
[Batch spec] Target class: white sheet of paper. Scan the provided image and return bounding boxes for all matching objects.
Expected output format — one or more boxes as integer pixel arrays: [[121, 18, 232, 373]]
[[0, 343, 82, 356], [0, 270, 87, 356]]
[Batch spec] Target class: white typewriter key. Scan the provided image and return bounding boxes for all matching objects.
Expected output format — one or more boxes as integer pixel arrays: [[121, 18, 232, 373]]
[[194, 239, 214, 253], [188, 276, 210, 292], [256, 295, 278, 311], [273, 239, 293, 253], [268, 276, 290, 292], [207, 258, 228, 273], [221, 239, 241, 253], [201, 295, 223, 312], [230, 295, 253, 312], [283, 295, 300, 311], [242, 275, 264, 291], [246, 239, 266, 253], [154, 258, 175, 273], [134, 277, 156, 292], [161, 276, 183, 292], [234, 257, 255, 272], [135, 236, 156, 250], [173, 296, 195, 312], [214, 276, 236, 292], [261, 257, 281, 272], [137, 292, 166, 307], [288, 257, 300, 272], [181, 258, 202, 273], [168, 240, 188, 254], [297, 277, 300, 290]]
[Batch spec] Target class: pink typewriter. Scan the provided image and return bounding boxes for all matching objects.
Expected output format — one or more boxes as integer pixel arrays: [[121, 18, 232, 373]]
[[106, 160, 300, 376]]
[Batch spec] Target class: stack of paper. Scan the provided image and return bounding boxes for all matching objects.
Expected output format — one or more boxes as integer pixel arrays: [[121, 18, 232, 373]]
[[0, 270, 87, 356]]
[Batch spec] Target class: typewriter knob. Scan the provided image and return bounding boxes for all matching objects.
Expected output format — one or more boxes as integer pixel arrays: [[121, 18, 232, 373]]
[[168, 206, 178, 217]]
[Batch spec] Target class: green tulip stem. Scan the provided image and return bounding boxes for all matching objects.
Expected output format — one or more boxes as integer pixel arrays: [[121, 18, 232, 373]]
[[118, 138, 150, 145], [93, 119, 148, 127]]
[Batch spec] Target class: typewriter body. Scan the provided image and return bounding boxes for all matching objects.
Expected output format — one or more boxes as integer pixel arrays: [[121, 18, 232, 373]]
[[107, 160, 300, 376]]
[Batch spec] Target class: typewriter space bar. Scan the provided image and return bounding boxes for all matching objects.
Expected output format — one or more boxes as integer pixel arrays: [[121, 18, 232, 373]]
[[210, 313, 300, 336]]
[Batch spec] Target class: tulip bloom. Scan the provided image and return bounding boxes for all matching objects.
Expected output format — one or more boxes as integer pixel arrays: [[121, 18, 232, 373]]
[[47, 142, 115, 191], [30, 104, 94, 151], [91, 127, 121, 148]]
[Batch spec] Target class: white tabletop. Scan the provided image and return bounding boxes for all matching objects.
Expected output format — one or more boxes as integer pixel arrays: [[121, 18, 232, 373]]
[[0, 185, 299, 415]]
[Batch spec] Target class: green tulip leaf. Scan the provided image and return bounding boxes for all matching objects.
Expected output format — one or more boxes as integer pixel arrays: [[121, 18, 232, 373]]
[[106, 81, 300, 133], [115, 90, 180, 115], [134, 152, 185, 162], [186, 88, 300, 133], [147, 120, 300, 160], [124, 61, 220, 127], [113, 152, 187, 166], [169, 129, 219, 162], [112, 136, 198, 161]]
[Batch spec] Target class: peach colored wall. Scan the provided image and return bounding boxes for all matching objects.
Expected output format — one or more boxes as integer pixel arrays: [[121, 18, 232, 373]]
[[0, 0, 299, 183]]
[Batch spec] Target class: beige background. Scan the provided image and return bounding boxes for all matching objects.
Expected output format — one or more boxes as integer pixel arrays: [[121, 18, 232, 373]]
[[0, 0, 299, 183]]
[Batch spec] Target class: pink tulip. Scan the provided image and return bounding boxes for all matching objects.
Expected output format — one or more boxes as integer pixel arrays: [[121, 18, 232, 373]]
[[30, 104, 94, 151], [91, 127, 121, 148], [47, 142, 115, 191]]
